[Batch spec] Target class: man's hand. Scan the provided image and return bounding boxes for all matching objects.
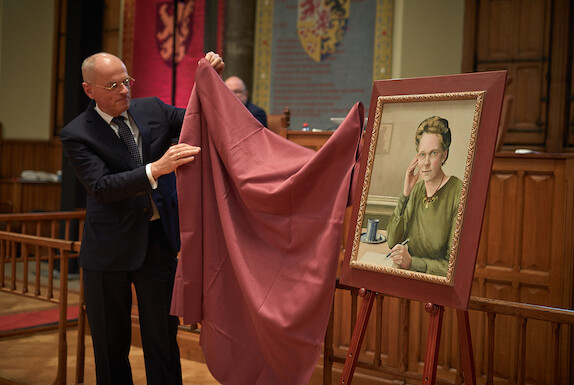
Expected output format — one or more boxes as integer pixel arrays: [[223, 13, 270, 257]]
[[205, 51, 225, 75], [150, 143, 201, 180]]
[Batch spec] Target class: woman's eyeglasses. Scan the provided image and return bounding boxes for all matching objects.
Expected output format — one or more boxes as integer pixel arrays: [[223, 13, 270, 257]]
[[417, 150, 442, 160]]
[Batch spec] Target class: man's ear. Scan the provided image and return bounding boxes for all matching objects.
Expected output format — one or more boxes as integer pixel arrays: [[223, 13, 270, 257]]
[[82, 82, 95, 99]]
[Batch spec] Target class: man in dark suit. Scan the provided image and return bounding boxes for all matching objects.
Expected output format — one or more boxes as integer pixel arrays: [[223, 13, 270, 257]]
[[224, 75, 267, 127], [60, 51, 224, 385]]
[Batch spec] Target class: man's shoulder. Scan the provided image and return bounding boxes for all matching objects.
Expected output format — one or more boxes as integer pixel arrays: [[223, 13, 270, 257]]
[[61, 106, 97, 135], [130, 97, 182, 114], [130, 96, 162, 107], [246, 101, 265, 113]]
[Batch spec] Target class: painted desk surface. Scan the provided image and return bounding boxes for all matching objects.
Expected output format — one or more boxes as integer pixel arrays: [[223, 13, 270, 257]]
[[356, 230, 399, 269]]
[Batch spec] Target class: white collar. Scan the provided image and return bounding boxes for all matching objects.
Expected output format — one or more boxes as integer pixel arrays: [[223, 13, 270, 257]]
[[95, 105, 128, 125]]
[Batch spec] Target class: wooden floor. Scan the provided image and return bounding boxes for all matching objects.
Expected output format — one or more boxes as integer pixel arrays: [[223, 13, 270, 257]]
[[0, 291, 220, 385], [0, 263, 339, 385]]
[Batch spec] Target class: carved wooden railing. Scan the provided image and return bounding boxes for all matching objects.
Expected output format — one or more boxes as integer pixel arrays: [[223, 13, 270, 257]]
[[323, 281, 574, 385], [0, 211, 86, 385]]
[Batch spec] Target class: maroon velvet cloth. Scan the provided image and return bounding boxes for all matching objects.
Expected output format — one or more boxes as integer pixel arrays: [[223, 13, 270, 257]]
[[171, 59, 364, 384]]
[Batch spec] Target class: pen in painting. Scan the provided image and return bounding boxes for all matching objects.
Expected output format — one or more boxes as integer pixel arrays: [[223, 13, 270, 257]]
[[385, 238, 410, 259]]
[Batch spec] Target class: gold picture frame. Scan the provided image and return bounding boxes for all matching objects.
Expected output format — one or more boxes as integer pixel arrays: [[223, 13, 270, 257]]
[[340, 71, 507, 309]]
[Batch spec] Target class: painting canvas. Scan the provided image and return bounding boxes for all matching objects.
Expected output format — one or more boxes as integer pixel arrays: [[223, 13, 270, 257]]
[[340, 71, 507, 310]]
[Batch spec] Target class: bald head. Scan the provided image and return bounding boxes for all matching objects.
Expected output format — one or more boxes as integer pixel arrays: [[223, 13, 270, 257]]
[[81, 52, 127, 84], [225, 76, 248, 104]]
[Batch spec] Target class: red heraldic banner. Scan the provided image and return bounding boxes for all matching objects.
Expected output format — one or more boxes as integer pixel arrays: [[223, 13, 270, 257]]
[[124, 0, 205, 108]]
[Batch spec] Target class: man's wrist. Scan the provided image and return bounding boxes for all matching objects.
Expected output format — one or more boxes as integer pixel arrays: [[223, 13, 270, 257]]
[[146, 164, 158, 189]]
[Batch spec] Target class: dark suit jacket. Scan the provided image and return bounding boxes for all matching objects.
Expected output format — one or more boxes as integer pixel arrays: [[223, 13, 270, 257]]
[[60, 97, 185, 272], [245, 101, 267, 127]]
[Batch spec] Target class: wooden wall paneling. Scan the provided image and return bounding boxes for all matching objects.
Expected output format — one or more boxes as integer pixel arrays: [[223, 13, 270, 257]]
[[443, 307, 458, 372], [508, 62, 546, 145], [467, 306, 486, 379], [471, 155, 573, 383], [378, 297, 406, 370], [390, 297, 405, 368], [515, 0, 548, 59], [563, 158, 574, 383], [367, 297, 381, 369], [545, 0, 571, 152], [565, 160, 574, 309], [569, 51, 574, 148], [0, 140, 62, 177], [520, 290, 552, 384], [407, 301, 423, 373], [436, 307, 455, 374], [484, 282, 517, 381], [376, 297, 396, 368], [485, 169, 519, 269], [397, 298, 410, 372], [0, 140, 62, 213], [474, 61, 541, 147], [476, 0, 550, 148], [333, 289, 353, 358], [521, 170, 555, 272], [360, 298, 377, 360], [461, 0, 477, 73], [522, 159, 567, 307], [0, 180, 21, 212]]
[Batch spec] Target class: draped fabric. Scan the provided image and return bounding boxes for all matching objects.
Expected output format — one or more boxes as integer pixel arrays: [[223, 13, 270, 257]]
[[170, 59, 364, 384]]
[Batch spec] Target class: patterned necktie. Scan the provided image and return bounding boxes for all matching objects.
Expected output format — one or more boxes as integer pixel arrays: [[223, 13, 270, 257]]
[[112, 116, 153, 220], [112, 116, 142, 166]]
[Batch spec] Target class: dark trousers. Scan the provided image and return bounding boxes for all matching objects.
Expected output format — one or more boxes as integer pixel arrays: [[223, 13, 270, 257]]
[[83, 221, 182, 385]]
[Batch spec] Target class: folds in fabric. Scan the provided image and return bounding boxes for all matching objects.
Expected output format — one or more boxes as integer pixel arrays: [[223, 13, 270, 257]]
[[171, 59, 364, 384]]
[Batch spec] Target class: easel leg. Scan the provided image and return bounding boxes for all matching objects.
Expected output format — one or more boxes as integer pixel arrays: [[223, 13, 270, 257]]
[[339, 289, 375, 385], [422, 303, 444, 385], [456, 310, 476, 385]]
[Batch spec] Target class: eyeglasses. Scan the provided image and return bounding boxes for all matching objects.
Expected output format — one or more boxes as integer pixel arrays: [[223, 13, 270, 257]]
[[92, 77, 135, 91], [417, 150, 442, 161]]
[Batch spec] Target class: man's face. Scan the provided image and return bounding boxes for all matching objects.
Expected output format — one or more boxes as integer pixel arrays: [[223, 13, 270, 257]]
[[225, 77, 248, 104], [82, 56, 131, 117]]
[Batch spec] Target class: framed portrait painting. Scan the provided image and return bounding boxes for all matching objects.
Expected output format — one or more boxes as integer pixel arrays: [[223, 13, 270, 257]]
[[339, 71, 507, 310]]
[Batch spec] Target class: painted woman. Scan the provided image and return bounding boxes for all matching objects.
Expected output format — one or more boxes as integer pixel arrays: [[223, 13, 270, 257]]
[[386, 116, 462, 277]]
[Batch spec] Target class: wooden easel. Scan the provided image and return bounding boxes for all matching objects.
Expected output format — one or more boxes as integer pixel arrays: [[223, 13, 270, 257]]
[[339, 288, 476, 385]]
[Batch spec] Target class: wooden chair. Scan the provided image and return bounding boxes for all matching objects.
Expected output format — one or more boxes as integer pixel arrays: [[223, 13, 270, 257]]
[[267, 107, 290, 138], [0, 200, 13, 214], [0, 201, 13, 231]]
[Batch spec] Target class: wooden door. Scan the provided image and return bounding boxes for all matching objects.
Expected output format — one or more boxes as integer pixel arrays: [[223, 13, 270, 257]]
[[568, 47, 574, 147], [463, 0, 573, 153]]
